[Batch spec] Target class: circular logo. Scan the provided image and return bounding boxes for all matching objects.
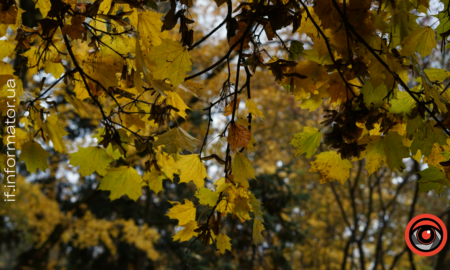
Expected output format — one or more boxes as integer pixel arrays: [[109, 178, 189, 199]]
[[405, 214, 447, 256]]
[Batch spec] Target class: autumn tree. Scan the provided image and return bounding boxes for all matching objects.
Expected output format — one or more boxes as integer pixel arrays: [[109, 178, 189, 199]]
[[3, 0, 450, 269]]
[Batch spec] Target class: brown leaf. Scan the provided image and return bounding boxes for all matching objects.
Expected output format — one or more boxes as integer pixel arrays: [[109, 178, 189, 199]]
[[0, 3, 18, 25], [223, 97, 240, 116], [227, 123, 251, 151], [229, 22, 251, 51]]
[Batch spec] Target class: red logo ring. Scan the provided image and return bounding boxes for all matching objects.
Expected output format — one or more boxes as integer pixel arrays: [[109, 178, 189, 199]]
[[405, 214, 447, 256]]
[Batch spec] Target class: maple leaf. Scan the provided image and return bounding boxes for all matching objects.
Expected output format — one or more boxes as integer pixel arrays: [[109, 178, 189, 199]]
[[0, 40, 16, 59], [291, 127, 322, 158], [383, 132, 410, 172], [223, 98, 240, 116], [229, 22, 251, 51], [153, 127, 200, 154], [214, 177, 231, 194], [389, 90, 417, 116], [173, 221, 199, 242], [166, 199, 196, 225], [232, 152, 256, 188], [364, 136, 386, 175], [309, 151, 353, 184], [98, 167, 143, 201], [44, 115, 68, 153], [418, 165, 449, 194], [0, 3, 19, 25], [411, 121, 448, 158], [253, 219, 265, 245], [233, 196, 251, 222], [360, 80, 388, 109], [164, 91, 191, 119], [216, 233, 232, 254], [44, 60, 65, 78], [148, 39, 192, 87], [245, 99, 265, 120], [143, 165, 166, 194], [33, 0, 51, 18], [227, 123, 251, 151], [61, 15, 86, 40], [195, 187, 219, 207], [175, 154, 209, 189], [156, 150, 177, 180], [69, 146, 113, 176], [137, 10, 169, 48], [19, 141, 50, 174], [401, 26, 436, 57]]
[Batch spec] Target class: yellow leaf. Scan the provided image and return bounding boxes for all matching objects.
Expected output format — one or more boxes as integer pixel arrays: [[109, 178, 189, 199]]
[[216, 233, 232, 254], [424, 68, 450, 82], [291, 127, 322, 158], [0, 40, 16, 59], [233, 196, 251, 222], [154, 127, 200, 154], [245, 99, 265, 120], [0, 61, 15, 75], [214, 177, 231, 193], [19, 141, 49, 174], [143, 165, 166, 194], [148, 39, 192, 87], [164, 91, 191, 119], [166, 199, 196, 225], [195, 187, 219, 207], [232, 152, 256, 188], [364, 136, 386, 175], [309, 151, 353, 184], [389, 90, 417, 116], [175, 154, 209, 189], [33, 0, 51, 18], [223, 97, 240, 116], [156, 150, 177, 180], [98, 166, 143, 201], [173, 221, 198, 242], [248, 192, 263, 221], [137, 10, 169, 48], [253, 219, 265, 245], [401, 26, 436, 57], [98, 0, 112, 14], [69, 146, 113, 176], [44, 114, 68, 153]]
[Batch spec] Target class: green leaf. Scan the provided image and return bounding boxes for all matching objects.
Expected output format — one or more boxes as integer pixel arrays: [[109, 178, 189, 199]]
[[411, 121, 448, 158], [148, 39, 192, 87], [384, 132, 410, 172], [389, 90, 416, 116], [98, 166, 143, 201], [19, 141, 50, 174], [291, 127, 322, 158], [360, 80, 388, 109], [69, 146, 113, 176], [154, 127, 200, 154], [195, 187, 219, 207], [289, 41, 304, 60]]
